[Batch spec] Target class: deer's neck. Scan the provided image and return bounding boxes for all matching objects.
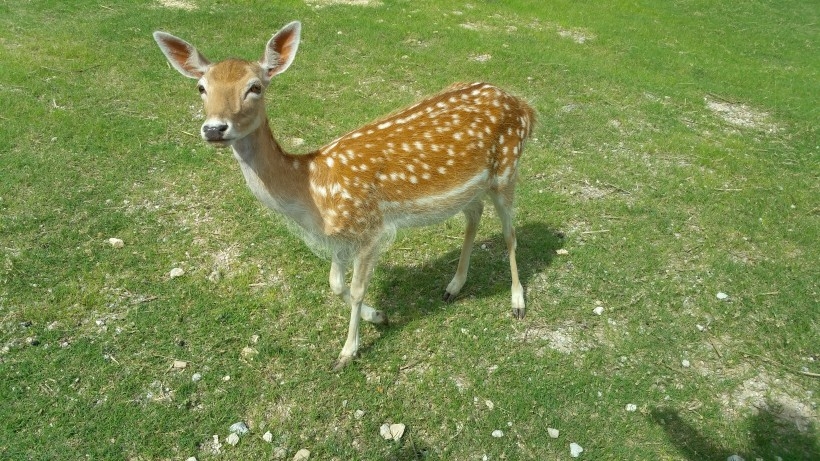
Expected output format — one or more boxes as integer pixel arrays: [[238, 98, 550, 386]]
[[230, 118, 322, 234]]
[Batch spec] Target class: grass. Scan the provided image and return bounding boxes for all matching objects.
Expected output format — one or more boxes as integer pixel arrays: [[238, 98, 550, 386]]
[[1, 0, 818, 459]]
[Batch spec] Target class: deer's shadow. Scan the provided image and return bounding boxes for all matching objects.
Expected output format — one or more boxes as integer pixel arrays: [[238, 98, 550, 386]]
[[651, 405, 819, 460], [368, 220, 563, 329]]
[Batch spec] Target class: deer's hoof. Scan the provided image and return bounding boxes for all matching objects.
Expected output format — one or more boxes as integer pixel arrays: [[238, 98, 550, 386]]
[[442, 291, 457, 302], [371, 310, 389, 326], [331, 355, 354, 372], [512, 307, 526, 320]]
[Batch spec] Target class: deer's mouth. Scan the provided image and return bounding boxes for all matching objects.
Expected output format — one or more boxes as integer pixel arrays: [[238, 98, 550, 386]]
[[205, 139, 231, 148]]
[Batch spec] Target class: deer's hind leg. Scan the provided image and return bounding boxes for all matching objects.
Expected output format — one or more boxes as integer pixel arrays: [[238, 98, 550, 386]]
[[490, 188, 525, 319], [443, 199, 484, 302]]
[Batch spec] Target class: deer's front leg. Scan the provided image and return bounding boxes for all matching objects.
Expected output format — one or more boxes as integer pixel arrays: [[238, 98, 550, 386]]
[[329, 254, 387, 325], [332, 243, 381, 371]]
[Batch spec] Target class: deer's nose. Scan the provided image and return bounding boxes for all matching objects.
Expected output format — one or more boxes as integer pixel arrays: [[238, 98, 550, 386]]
[[202, 123, 229, 141]]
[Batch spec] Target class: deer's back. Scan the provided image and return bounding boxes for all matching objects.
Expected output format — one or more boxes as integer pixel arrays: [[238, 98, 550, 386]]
[[306, 82, 534, 237]]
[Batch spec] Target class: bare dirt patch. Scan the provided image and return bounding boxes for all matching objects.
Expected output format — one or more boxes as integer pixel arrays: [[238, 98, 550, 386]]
[[557, 26, 595, 44], [705, 96, 779, 133], [519, 321, 595, 355], [155, 0, 197, 11], [720, 370, 817, 433], [305, 0, 383, 8]]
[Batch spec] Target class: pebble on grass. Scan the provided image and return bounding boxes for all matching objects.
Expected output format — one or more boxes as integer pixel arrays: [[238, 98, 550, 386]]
[[229, 422, 249, 435], [570, 442, 584, 457], [293, 448, 311, 460], [380, 423, 406, 441]]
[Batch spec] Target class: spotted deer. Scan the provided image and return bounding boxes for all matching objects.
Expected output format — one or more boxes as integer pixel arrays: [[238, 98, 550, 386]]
[[153, 21, 535, 370]]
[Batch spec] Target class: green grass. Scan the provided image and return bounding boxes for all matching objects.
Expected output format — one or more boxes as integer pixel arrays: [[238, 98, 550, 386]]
[[1, 0, 818, 459]]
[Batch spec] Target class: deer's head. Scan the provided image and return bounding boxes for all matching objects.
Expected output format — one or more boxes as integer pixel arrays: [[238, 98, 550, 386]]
[[153, 21, 301, 146]]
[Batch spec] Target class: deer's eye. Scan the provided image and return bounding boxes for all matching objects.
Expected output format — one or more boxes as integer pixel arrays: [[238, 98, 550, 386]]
[[197, 84, 206, 95], [247, 83, 262, 96]]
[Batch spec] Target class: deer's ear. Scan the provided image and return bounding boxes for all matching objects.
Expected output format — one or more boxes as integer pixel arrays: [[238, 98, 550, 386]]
[[260, 21, 301, 81], [153, 31, 211, 79]]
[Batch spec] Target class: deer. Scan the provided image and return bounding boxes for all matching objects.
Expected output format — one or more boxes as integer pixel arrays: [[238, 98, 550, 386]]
[[153, 21, 535, 370]]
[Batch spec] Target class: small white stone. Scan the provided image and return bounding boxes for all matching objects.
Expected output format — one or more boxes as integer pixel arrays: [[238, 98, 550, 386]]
[[716, 292, 729, 300], [682, 359, 691, 368], [210, 435, 222, 454], [229, 422, 249, 435], [389, 423, 406, 440], [380, 423, 405, 441], [273, 447, 287, 459], [485, 400, 494, 410], [185, 457, 197, 461], [241, 346, 258, 359], [222, 375, 230, 381], [727, 455, 745, 461], [192, 372, 202, 382], [696, 324, 706, 332], [625, 403, 637, 412], [491, 429, 504, 438], [548, 427, 560, 438], [293, 448, 311, 460], [225, 432, 239, 446], [169, 267, 185, 278], [556, 248, 569, 255], [107, 238, 124, 248], [354, 409, 365, 419], [570, 442, 583, 457], [593, 306, 604, 316], [262, 431, 273, 442]]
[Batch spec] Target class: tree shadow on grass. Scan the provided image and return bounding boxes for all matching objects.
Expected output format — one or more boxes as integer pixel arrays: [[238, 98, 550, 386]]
[[651, 403, 819, 461], [369, 220, 563, 329]]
